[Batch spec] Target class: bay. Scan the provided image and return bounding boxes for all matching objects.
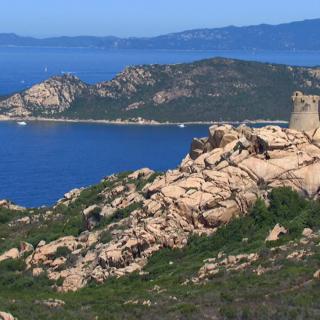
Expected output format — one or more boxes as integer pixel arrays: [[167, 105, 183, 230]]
[[0, 121, 210, 207], [0, 121, 287, 207], [0, 47, 309, 207]]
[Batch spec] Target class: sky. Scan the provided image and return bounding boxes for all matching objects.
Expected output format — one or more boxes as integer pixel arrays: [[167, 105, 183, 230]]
[[1, 0, 320, 38]]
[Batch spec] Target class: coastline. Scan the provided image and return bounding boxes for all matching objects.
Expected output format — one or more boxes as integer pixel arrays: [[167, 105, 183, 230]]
[[0, 116, 289, 126]]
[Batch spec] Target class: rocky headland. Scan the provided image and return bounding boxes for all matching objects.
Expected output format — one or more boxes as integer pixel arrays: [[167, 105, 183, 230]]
[[1, 58, 320, 122], [2, 124, 320, 320]]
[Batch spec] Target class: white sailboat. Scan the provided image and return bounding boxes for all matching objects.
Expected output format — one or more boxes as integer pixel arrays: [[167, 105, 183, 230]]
[[17, 121, 27, 126]]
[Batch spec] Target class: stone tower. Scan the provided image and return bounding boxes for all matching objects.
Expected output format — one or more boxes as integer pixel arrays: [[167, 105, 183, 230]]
[[289, 91, 320, 131]]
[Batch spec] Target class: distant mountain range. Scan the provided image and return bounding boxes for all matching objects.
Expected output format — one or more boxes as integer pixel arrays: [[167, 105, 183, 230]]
[[1, 18, 320, 51]]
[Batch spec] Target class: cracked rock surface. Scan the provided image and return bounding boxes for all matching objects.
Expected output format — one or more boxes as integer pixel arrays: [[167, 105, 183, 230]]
[[4, 124, 320, 292]]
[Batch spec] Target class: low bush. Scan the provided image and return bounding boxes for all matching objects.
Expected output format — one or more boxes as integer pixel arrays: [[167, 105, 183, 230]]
[[100, 230, 113, 244], [52, 246, 72, 259], [1, 187, 320, 319]]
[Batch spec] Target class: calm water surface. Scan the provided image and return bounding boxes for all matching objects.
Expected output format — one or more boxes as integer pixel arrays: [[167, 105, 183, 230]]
[[0, 48, 320, 95], [0, 122, 210, 207]]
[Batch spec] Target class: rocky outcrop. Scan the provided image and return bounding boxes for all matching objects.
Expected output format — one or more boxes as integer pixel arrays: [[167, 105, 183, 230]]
[[265, 224, 288, 242], [152, 88, 192, 105], [1, 58, 320, 122], [0, 312, 15, 320], [194, 227, 320, 282], [197, 252, 259, 281], [0, 248, 20, 263], [5, 124, 320, 292], [89, 125, 320, 284], [0, 199, 25, 211], [35, 299, 65, 308], [94, 66, 156, 99], [0, 74, 87, 117]]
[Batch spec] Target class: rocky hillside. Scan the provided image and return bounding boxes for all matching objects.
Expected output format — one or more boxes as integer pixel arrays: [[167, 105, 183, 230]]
[[1, 58, 320, 122], [2, 124, 320, 319], [1, 18, 320, 50], [0, 74, 87, 117]]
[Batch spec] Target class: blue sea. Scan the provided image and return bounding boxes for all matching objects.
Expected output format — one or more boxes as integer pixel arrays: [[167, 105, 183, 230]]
[[0, 48, 317, 207], [0, 122, 212, 207]]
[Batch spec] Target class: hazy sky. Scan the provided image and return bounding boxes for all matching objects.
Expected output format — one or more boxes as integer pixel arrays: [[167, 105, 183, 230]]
[[1, 0, 320, 37]]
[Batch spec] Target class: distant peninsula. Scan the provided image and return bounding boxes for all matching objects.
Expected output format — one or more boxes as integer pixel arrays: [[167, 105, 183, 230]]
[[0, 57, 320, 122], [1, 18, 320, 51]]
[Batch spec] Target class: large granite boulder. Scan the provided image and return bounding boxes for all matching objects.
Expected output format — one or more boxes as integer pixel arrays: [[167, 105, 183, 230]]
[[0, 312, 15, 320], [0, 248, 20, 263], [12, 124, 320, 291]]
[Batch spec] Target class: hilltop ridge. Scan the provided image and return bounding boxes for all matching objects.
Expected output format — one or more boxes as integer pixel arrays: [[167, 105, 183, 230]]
[[1, 58, 320, 122], [1, 18, 320, 50]]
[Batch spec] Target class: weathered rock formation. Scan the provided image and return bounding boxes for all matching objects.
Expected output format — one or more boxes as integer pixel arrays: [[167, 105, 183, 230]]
[[194, 227, 320, 282], [94, 66, 156, 99], [0, 199, 25, 211], [0, 312, 15, 320], [265, 224, 288, 242], [0, 74, 87, 117], [8, 124, 319, 292], [0, 248, 20, 263]]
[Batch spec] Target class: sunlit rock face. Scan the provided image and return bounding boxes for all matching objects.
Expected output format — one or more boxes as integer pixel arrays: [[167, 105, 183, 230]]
[[5, 124, 320, 292], [0, 74, 87, 116]]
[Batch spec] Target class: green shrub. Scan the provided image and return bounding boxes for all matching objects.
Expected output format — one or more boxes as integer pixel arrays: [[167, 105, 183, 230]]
[[100, 230, 112, 244], [250, 198, 269, 224], [174, 303, 198, 315], [52, 246, 72, 259], [0, 258, 26, 272], [269, 187, 308, 221], [135, 172, 163, 191], [100, 202, 143, 227], [2, 187, 320, 319], [56, 277, 64, 287], [0, 208, 23, 224], [220, 305, 237, 319]]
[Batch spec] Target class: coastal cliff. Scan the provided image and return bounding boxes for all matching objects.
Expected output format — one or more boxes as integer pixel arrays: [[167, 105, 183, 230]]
[[2, 124, 320, 319], [0, 74, 87, 117], [1, 58, 320, 122]]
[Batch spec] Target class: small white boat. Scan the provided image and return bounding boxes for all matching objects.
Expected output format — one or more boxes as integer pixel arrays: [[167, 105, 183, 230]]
[[17, 121, 27, 126], [178, 124, 186, 128]]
